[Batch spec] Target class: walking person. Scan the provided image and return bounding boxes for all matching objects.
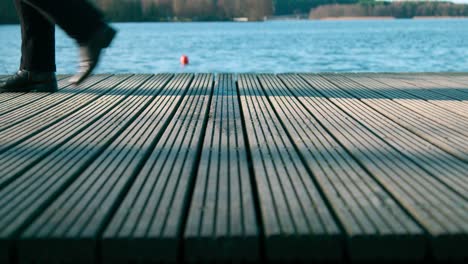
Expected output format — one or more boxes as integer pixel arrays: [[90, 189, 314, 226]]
[[0, 0, 116, 92]]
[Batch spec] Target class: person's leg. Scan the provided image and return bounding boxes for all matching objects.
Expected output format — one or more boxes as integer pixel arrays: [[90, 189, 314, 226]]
[[16, 0, 56, 72], [0, 0, 57, 92], [22, 0, 117, 84], [22, 0, 105, 44]]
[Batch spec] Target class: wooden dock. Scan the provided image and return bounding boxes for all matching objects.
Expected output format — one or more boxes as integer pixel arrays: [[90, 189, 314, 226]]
[[0, 73, 467, 263]]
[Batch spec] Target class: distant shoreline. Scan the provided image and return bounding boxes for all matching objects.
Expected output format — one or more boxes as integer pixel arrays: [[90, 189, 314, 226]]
[[413, 16, 468, 19], [309, 2, 468, 21], [311, 16, 468, 21], [2, 16, 468, 25], [314, 16, 394, 21]]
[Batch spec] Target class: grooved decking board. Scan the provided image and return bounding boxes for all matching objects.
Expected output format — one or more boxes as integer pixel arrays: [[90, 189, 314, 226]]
[[0, 76, 73, 116], [450, 77, 468, 86], [290, 74, 468, 260], [0, 75, 132, 191], [0, 75, 70, 104], [101, 74, 213, 263], [441, 76, 468, 89], [17, 74, 182, 263], [0, 75, 154, 262], [416, 78, 468, 94], [295, 74, 468, 200], [342, 74, 468, 137], [258, 74, 424, 261], [362, 74, 468, 119], [0, 73, 466, 263], [0, 75, 113, 150], [384, 75, 468, 100], [321, 74, 468, 162], [394, 73, 468, 94], [184, 74, 259, 263], [371, 72, 468, 99], [237, 74, 342, 262], [0, 74, 109, 130]]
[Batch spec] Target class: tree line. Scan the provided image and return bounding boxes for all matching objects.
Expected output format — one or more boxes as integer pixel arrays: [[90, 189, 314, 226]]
[[1, 0, 468, 23], [310, 1, 468, 19], [1, 0, 352, 23], [0, 0, 274, 23], [274, 0, 358, 15]]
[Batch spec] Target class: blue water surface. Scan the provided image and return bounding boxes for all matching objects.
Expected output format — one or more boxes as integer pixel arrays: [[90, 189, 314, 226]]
[[1, 19, 468, 73]]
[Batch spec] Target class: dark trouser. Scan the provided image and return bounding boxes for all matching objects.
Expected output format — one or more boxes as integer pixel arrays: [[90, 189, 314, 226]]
[[14, 0, 106, 72]]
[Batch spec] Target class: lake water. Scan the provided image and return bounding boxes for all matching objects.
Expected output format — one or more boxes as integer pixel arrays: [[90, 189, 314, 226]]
[[1, 19, 468, 74]]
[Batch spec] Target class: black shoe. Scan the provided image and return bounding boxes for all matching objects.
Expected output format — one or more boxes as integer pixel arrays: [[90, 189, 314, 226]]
[[0, 70, 58, 93], [69, 25, 117, 85]]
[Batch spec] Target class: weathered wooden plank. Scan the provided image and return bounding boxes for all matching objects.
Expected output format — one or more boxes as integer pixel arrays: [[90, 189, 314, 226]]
[[384, 75, 468, 100], [0, 75, 134, 191], [0, 75, 154, 263], [362, 74, 468, 119], [0, 75, 70, 104], [396, 73, 468, 94], [0, 75, 114, 155], [0, 74, 111, 134], [408, 74, 468, 97], [0, 74, 68, 80], [293, 74, 468, 261], [0, 76, 73, 116], [434, 73, 468, 76], [448, 78, 468, 87], [237, 74, 342, 262], [405, 73, 468, 85], [0, 72, 466, 263], [260, 74, 424, 261], [16, 74, 187, 263], [302, 74, 468, 200], [438, 77, 468, 87], [321, 74, 468, 162], [184, 74, 259, 263], [378, 72, 468, 82], [442, 74, 468, 80], [101, 74, 213, 263], [343, 74, 468, 137]]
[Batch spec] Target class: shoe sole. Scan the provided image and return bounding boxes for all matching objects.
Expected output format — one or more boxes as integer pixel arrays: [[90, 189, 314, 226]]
[[30, 82, 58, 92], [0, 82, 58, 93]]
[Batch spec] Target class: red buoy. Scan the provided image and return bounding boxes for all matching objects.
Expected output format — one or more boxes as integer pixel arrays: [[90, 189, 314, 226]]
[[180, 55, 189, 66]]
